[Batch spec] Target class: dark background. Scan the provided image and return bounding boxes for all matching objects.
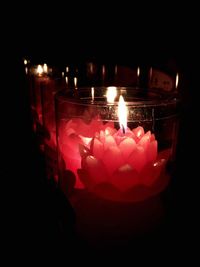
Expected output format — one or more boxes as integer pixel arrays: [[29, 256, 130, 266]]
[[10, 9, 198, 263]]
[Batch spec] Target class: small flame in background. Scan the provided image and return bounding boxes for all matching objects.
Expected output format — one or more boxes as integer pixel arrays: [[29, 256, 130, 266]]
[[74, 77, 78, 88], [91, 87, 94, 102], [36, 65, 43, 75], [106, 86, 117, 103], [43, 63, 48, 73], [175, 73, 179, 89], [137, 66, 140, 77], [118, 95, 127, 131]]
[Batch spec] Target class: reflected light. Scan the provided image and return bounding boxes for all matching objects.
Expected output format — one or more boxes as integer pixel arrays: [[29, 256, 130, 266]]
[[43, 63, 48, 73], [91, 87, 94, 102], [36, 65, 43, 75], [137, 66, 140, 77], [175, 73, 179, 89], [106, 86, 117, 103], [118, 95, 127, 132], [74, 77, 77, 88]]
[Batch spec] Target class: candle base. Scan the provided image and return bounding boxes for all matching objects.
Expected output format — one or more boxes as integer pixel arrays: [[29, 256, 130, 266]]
[[69, 189, 164, 248]]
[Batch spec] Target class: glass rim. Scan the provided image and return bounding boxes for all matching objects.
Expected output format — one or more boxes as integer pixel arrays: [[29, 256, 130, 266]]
[[55, 86, 180, 108]]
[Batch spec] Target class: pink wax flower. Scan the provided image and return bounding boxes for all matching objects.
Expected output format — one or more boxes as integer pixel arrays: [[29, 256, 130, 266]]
[[78, 125, 170, 202], [60, 117, 114, 188]]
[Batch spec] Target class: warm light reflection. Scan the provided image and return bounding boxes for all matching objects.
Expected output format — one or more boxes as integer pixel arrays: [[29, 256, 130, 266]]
[[43, 63, 48, 73], [175, 73, 179, 89], [66, 66, 69, 73], [149, 67, 152, 80], [62, 71, 64, 77], [36, 65, 43, 75], [118, 95, 127, 132], [106, 86, 117, 103], [102, 65, 105, 77], [74, 77, 77, 88], [91, 87, 94, 102], [115, 65, 118, 76], [137, 66, 140, 77], [89, 63, 94, 74], [65, 76, 68, 85]]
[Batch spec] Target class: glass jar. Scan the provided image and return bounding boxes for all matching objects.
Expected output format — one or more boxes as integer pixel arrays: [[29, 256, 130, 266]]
[[55, 86, 180, 203]]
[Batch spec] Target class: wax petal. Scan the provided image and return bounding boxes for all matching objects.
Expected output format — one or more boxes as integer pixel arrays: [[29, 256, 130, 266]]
[[111, 164, 139, 191], [132, 126, 144, 143], [105, 126, 117, 136], [140, 159, 166, 186], [84, 156, 108, 184], [150, 133, 155, 141], [138, 131, 151, 151], [79, 144, 91, 159], [104, 135, 117, 150], [64, 133, 82, 153], [119, 137, 136, 160], [102, 146, 124, 175], [102, 121, 115, 130], [127, 146, 146, 172], [99, 130, 105, 144], [92, 138, 104, 159], [146, 140, 157, 163]]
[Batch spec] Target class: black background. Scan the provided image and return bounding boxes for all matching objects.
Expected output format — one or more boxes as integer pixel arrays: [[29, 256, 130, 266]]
[[9, 8, 198, 263]]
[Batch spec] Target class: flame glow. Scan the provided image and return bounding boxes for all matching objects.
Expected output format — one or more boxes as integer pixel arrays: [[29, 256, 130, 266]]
[[74, 77, 77, 88], [43, 63, 48, 73], [106, 86, 117, 103], [91, 87, 94, 102], [137, 66, 140, 77], [37, 65, 43, 75], [175, 73, 179, 88], [24, 59, 27, 65], [118, 95, 127, 131]]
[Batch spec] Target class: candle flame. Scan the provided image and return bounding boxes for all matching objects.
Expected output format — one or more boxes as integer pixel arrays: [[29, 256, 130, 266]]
[[24, 59, 28, 65], [91, 87, 94, 102], [74, 77, 78, 88], [137, 66, 140, 77], [36, 65, 43, 75], [106, 86, 117, 103], [65, 76, 68, 85], [175, 73, 179, 89], [118, 95, 127, 131], [66, 66, 69, 73], [43, 63, 48, 73]]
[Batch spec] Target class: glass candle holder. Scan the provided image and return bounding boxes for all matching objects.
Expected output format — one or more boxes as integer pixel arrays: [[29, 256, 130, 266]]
[[41, 72, 66, 181], [55, 86, 180, 203]]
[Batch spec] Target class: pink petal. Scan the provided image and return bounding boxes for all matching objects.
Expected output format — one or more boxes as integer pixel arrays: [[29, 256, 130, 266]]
[[111, 164, 139, 191], [92, 138, 104, 159], [150, 133, 155, 141], [84, 156, 108, 184], [104, 135, 117, 150], [127, 145, 146, 172], [146, 140, 158, 163], [138, 131, 151, 151], [119, 137, 136, 160], [102, 146, 124, 175], [132, 126, 144, 143]]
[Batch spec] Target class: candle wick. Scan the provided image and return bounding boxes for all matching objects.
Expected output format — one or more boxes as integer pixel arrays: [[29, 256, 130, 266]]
[[122, 124, 125, 134]]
